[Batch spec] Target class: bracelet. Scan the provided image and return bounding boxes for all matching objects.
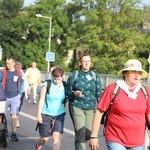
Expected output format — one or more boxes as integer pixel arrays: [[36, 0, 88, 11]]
[[37, 115, 42, 119], [90, 136, 98, 139]]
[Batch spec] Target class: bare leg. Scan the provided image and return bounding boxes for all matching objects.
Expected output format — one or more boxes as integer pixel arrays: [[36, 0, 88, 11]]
[[11, 114, 18, 132], [53, 132, 61, 150], [35, 137, 50, 149]]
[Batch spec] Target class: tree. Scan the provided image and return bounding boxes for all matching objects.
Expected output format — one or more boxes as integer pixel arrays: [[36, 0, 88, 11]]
[[0, 0, 71, 71], [65, 0, 150, 73], [19, 0, 70, 70], [0, 0, 149, 74], [0, 0, 24, 66]]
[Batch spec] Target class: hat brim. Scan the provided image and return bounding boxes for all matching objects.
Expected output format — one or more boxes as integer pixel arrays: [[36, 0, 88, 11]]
[[117, 68, 148, 79]]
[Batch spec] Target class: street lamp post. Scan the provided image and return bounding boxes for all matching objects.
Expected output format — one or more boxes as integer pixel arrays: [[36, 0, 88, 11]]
[[36, 14, 52, 72]]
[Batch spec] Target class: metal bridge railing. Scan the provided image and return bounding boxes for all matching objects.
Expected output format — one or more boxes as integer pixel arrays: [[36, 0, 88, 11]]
[[40, 71, 150, 89]]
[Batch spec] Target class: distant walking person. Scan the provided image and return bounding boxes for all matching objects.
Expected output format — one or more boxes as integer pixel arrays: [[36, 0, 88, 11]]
[[15, 62, 29, 128], [26, 62, 41, 104], [0, 56, 24, 141], [35, 67, 66, 150], [67, 54, 102, 150]]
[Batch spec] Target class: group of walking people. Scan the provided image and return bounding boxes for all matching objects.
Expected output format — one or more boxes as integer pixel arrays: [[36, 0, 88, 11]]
[[1, 54, 150, 150], [34, 53, 150, 150]]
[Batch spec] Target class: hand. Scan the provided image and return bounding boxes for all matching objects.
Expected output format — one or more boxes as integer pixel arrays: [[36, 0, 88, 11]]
[[37, 118, 43, 124], [74, 90, 82, 97], [89, 139, 99, 150], [37, 115, 43, 124]]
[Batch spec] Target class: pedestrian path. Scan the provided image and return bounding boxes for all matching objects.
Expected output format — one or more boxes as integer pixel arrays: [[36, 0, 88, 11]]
[[0, 100, 107, 150]]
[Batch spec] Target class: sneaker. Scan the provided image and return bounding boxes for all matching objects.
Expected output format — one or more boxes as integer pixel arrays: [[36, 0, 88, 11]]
[[33, 100, 37, 104], [28, 99, 31, 103], [17, 120, 20, 128], [11, 133, 18, 141], [34, 144, 42, 150]]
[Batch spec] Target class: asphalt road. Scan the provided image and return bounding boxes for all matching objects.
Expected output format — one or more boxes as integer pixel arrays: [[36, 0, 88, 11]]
[[0, 98, 107, 150]]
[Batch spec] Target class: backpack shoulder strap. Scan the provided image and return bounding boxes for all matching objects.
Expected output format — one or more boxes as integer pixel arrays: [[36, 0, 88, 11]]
[[45, 79, 51, 108], [46, 79, 51, 94], [74, 70, 78, 80], [111, 83, 120, 104], [91, 70, 96, 81], [141, 85, 148, 99], [62, 81, 67, 87], [62, 81, 68, 107], [101, 83, 120, 126]]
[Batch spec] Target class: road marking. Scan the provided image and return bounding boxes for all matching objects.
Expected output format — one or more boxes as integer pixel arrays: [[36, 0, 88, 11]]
[[19, 111, 75, 135], [9, 135, 74, 140]]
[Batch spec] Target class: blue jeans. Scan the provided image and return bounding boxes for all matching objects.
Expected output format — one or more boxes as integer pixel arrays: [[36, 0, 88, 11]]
[[106, 141, 145, 150]]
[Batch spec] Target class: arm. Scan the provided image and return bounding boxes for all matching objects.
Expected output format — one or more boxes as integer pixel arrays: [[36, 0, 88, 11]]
[[38, 70, 42, 85], [19, 72, 25, 95], [37, 85, 46, 124], [89, 109, 104, 150], [66, 71, 76, 98]]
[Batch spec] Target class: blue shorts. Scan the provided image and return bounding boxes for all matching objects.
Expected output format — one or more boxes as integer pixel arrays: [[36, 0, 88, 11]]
[[5, 95, 20, 115], [106, 141, 144, 150], [38, 112, 66, 137]]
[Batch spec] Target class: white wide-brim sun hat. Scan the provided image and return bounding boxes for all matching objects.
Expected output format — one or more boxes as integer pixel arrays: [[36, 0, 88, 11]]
[[117, 59, 148, 79]]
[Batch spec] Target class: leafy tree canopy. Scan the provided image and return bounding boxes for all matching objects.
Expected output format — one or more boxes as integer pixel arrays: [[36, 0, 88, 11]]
[[0, 0, 149, 75]]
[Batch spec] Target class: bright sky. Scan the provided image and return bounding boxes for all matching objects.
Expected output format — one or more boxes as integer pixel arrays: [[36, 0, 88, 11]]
[[24, 0, 35, 6], [24, 0, 70, 6], [24, 0, 149, 7]]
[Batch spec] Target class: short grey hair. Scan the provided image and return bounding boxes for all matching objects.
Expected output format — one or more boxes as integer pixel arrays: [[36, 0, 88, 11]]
[[15, 62, 22, 69]]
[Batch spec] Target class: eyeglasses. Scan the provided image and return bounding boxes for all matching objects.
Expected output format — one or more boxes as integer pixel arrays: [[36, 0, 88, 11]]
[[128, 70, 142, 75]]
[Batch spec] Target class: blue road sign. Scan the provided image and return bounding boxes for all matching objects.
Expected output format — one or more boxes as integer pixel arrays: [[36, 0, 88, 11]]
[[46, 52, 55, 62]]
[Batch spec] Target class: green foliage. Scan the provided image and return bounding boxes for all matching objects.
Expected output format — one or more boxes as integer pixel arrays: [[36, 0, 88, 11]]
[[0, 0, 149, 75], [66, 0, 150, 74]]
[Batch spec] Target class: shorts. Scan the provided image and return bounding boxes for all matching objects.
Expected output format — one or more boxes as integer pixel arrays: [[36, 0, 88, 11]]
[[38, 112, 66, 137], [5, 95, 20, 115]]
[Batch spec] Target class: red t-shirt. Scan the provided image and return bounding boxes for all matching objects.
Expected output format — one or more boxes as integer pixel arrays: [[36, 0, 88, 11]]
[[97, 83, 150, 147]]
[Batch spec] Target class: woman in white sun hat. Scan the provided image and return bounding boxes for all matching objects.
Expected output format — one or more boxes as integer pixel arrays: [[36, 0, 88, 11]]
[[89, 59, 150, 150]]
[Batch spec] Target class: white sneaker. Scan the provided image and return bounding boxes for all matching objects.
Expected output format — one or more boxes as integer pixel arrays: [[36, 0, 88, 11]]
[[33, 100, 37, 104], [28, 99, 31, 103], [17, 120, 20, 128]]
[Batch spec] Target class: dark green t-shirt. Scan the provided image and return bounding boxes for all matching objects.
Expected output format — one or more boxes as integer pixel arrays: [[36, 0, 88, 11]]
[[67, 69, 102, 110]]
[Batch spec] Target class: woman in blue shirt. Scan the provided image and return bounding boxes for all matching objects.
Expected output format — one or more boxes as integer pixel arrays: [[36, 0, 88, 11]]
[[35, 67, 66, 150]]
